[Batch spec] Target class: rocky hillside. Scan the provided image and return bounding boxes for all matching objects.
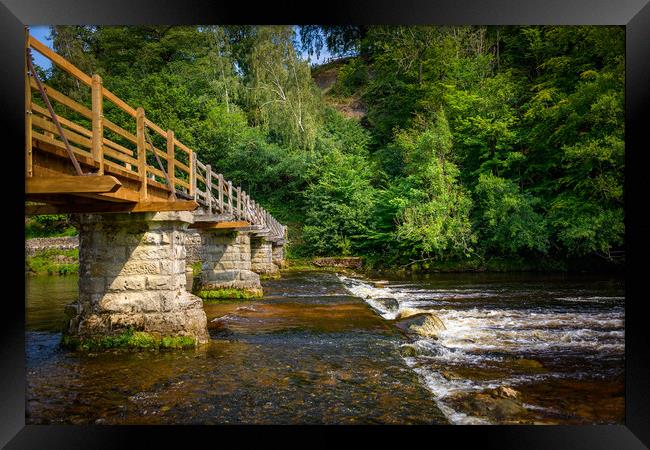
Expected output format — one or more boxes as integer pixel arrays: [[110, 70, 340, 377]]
[[311, 57, 367, 120]]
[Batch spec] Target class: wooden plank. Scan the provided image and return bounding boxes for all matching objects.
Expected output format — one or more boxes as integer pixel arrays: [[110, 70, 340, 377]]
[[25, 27, 33, 178], [32, 103, 92, 138], [102, 87, 136, 118], [174, 178, 190, 189], [103, 137, 134, 157], [151, 146, 167, 161], [174, 139, 192, 154], [103, 146, 139, 167], [91, 74, 104, 174], [103, 117, 137, 145], [190, 151, 196, 199], [25, 199, 199, 215], [216, 174, 223, 212], [189, 220, 251, 229], [241, 191, 248, 221], [206, 165, 212, 212], [30, 78, 92, 119], [103, 159, 141, 181], [32, 130, 93, 159], [175, 159, 190, 174], [167, 129, 175, 193], [236, 186, 241, 219], [136, 107, 147, 200], [145, 118, 166, 137], [74, 188, 140, 203], [32, 115, 92, 151], [32, 137, 98, 171], [26, 175, 121, 194], [29, 36, 92, 86], [147, 165, 165, 179]]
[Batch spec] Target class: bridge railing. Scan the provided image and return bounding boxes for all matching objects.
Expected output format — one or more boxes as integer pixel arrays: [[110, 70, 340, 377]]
[[25, 31, 286, 241]]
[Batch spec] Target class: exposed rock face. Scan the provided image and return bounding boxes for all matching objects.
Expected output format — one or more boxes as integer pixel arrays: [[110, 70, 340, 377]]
[[196, 229, 263, 297], [67, 212, 209, 344], [250, 237, 279, 275]]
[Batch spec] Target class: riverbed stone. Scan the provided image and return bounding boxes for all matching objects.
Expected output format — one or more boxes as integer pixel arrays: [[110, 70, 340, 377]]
[[66, 212, 209, 345], [374, 297, 399, 312], [393, 312, 446, 338]]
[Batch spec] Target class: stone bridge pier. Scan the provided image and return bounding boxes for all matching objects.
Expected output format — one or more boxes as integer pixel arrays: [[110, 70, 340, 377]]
[[193, 229, 263, 299], [250, 237, 280, 276], [271, 242, 286, 268], [66, 212, 210, 345]]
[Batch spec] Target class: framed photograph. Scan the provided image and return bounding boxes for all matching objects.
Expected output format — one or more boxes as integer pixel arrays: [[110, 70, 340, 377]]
[[2, 0, 648, 447]]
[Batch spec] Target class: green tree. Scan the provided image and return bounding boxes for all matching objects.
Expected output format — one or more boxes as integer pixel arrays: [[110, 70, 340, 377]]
[[473, 174, 548, 255]]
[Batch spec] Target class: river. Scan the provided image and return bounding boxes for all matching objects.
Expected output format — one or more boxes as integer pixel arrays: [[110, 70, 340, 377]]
[[25, 270, 624, 425]]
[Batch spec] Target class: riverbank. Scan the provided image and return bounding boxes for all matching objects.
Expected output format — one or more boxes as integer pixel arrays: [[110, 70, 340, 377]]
[[24, 236, 624, 277], [25, 248, 79, 276], [301, 254, 625, 275]]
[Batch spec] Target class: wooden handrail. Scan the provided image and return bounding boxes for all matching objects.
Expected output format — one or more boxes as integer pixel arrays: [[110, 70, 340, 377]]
[[26, 32, 286, 239]]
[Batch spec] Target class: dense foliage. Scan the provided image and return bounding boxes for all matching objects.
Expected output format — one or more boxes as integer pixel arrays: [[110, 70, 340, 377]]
[[39, 25, 624, 268]]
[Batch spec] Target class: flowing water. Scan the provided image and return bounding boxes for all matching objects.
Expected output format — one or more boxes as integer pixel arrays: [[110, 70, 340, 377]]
[[25, 270, 624, 425]]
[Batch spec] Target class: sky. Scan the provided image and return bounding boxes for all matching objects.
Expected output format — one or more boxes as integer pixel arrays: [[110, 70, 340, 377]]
[[28, 25, 53, 70], [27, 25, 333, 72]]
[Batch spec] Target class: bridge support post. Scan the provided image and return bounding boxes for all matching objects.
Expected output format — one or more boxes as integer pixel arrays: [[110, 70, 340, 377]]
[[271, 242, 286, 269], [65, 211, 209, 347], [250, 237, 279, 277], [195, 230, 263, 299]]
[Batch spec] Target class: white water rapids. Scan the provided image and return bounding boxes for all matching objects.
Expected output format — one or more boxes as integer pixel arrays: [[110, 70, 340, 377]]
[[337, 274, 625, 424]]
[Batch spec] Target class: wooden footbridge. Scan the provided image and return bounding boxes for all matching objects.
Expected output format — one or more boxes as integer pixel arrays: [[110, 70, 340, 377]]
[[24, 29, 285, 242]]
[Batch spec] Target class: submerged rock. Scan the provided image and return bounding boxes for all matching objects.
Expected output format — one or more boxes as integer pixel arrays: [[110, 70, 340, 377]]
[[393, 312, 446, 338], [457, 392, 527, 422], [399, 344, 418, 357], [374, 297, 399, 312], [494, 386, 520, 400]]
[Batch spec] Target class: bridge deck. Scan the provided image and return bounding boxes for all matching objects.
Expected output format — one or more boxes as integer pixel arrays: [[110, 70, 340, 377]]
[[24, 29, 286, 240]]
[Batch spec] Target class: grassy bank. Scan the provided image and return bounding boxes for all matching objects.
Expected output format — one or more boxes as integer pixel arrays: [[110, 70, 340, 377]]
[[26, 249, 79, 275]]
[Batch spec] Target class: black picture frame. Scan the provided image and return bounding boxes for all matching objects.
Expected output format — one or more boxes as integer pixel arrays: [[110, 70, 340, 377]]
[[2, 0, 648, 447]]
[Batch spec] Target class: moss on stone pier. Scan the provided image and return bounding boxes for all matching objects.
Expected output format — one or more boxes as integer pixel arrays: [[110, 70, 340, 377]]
[[61, 329, 196, 351], [195, 288, 263, 300]]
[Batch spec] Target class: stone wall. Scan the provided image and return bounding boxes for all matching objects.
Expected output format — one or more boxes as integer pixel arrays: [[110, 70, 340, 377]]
[[68, 212, 209, 344], [25, 236, 78, 256]]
